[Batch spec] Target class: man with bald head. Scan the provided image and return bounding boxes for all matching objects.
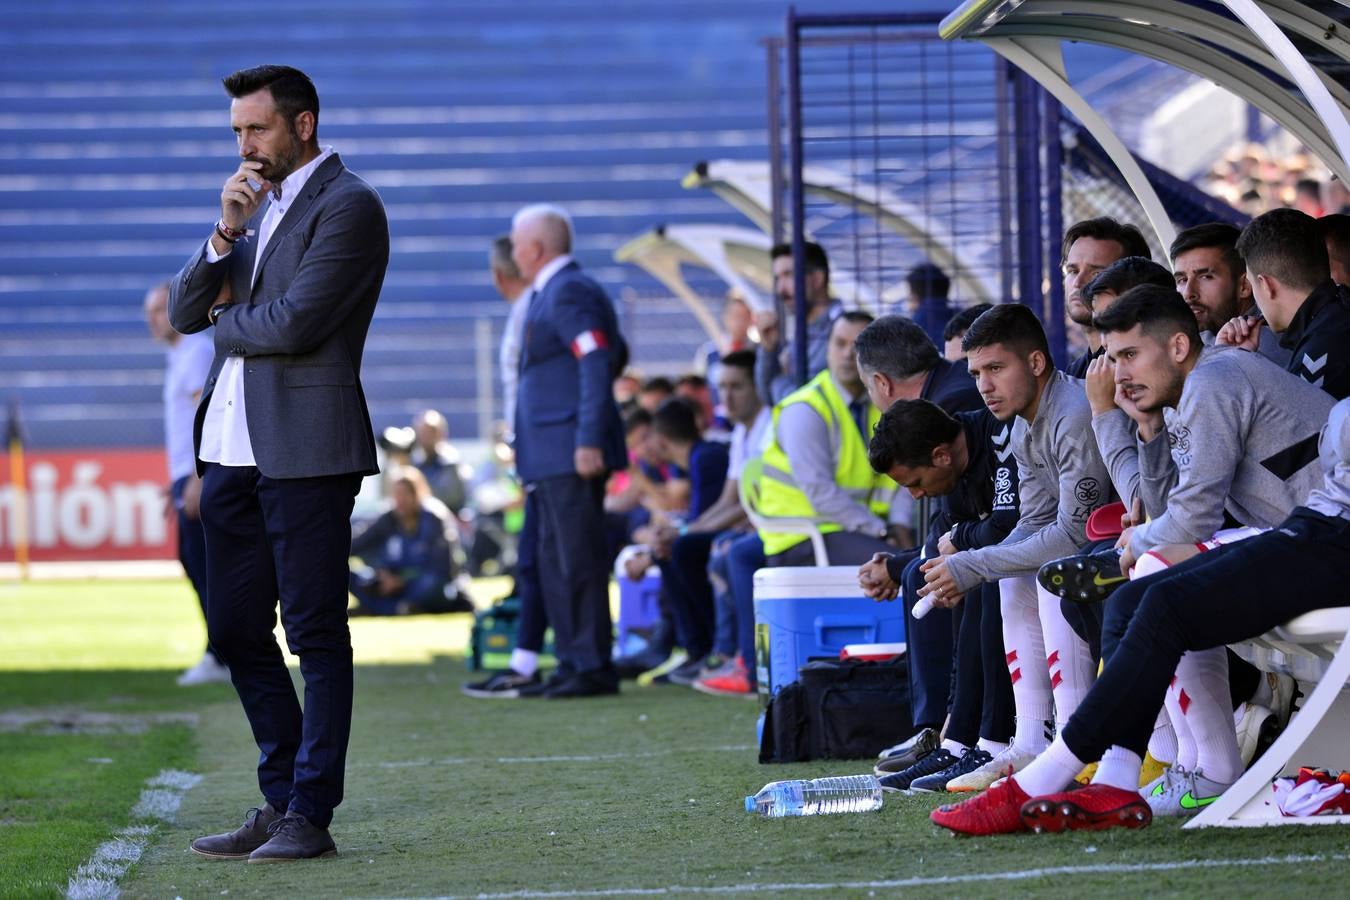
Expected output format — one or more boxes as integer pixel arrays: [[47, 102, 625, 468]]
[[509, 204, 628, 698]]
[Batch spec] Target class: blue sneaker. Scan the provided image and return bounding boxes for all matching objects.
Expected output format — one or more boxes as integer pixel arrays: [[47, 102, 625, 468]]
[[877, 748, 959, 792], [908, 748, 994, 793]]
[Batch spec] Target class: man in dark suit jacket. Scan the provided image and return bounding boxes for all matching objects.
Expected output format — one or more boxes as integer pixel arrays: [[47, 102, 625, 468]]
[[510, 204, 627, 698], [168, 65, 389, 863]]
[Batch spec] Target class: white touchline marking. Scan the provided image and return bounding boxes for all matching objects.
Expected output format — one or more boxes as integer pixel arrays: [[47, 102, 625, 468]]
[[65, 770, 201, 900], [388, 852, 1350, 900]]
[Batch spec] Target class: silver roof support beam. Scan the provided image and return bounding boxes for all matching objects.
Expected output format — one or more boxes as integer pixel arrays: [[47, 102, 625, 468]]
[[1222, 0, 1350, 170], [985, 34, 1177, 252]]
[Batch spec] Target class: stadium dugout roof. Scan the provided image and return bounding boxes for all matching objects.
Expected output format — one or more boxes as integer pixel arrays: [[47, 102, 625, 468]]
[[613, 224, 775, 341], [613, 221, 883, 343], [940, 0, 1350, 251], [681, 160, 997, 307]]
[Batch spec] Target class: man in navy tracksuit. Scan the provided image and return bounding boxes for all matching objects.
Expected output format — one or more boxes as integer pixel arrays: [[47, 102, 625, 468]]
[[1219, 208, 1350, 400], [858, 398, 1019, 791]]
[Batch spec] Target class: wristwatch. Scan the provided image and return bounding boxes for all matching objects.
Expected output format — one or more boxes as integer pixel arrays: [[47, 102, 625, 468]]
[[208, 301, 232, 325]]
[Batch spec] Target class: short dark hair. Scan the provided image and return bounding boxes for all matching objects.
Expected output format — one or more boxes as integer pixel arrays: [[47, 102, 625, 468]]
[[623, 407, 652, 434], [770, 240, 829, 276], [1318, 213, 1350, 268], [1061, 216, 1151, 262], [854, 315, 940, 380], [942, 303, 993, 342], [222, 65, 320, 134], [675, 373, 707, 391], [906, 263, 950, 299], [868, 399, 962, 473], [1082, 257, 1174, 304], [833, 310, 876, 332], [640, 376, 675, 395], [1093, 284, 1201, 349], [490, 235, 520, 278], [960, 303, 1051, 360], [1168, 222, 1244, 278], [1296, 178, 1322, 199], [1236, 208, 1330, 292], [652, 397, 701, 445], [718, 349, 756, 379]]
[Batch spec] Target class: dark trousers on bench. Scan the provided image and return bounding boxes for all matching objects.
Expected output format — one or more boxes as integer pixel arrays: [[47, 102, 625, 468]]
[[945, 581, 1015, 746], [1061, 508, 1350, 765], [900, 552, 956, 731]]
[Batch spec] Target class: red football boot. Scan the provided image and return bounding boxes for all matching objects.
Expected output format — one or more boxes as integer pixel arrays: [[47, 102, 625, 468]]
[[930, 777, 1032, 835], [1019, 783, 1152, 833]]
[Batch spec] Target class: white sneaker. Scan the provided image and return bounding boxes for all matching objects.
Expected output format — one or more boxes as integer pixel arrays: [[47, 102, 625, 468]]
[[944, 744, 1038, 793], [177, 654, 230, 686], [1146, 767, 1230, 817], [1263, 672, 1297, 729], [1234, 702, 1277, 767]]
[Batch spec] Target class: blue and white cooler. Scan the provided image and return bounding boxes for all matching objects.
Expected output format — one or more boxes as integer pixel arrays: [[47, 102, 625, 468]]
[[753, 565, 907, 712]]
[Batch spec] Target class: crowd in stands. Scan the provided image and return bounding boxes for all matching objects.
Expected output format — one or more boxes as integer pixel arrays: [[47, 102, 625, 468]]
[[1204, 143, 1350, 218]]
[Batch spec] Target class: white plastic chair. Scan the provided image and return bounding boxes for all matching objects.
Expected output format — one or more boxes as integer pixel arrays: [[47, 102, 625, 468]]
[[737, 455, 833, 566]]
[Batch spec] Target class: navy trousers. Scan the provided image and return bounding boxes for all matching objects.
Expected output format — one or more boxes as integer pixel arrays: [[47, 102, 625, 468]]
[[946, 581, 1015, 745], [659, 531, 718, 660], [514, 499, 549, 654], [529, 474, 614, 676], [172, 474, 215, 661], [728, 531, 766, 681], [900, 553, 957, 730], [199, 464, 361, 828], [1062, 508, 1350, 763]]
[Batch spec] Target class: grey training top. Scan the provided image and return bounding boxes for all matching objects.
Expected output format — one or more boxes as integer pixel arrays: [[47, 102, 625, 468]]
[[1130, 347, 1334, 556], [1306, 396, 1350, 521], [944, 371, 1112, 593]]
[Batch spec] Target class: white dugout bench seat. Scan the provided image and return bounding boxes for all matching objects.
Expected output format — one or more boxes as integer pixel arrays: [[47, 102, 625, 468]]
[[1187, 607, 1350, 829]]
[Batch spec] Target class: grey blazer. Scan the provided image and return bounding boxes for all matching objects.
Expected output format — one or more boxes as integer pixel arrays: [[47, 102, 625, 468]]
[[169, 153, 390, 479]]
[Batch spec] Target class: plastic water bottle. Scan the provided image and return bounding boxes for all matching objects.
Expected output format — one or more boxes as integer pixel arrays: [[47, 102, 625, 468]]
[[744, 775, 883, 817]]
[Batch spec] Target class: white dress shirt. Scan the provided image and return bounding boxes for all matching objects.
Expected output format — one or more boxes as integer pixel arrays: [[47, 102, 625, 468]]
[[530, 253, 573, 296], [499, 289, 532, 431], [199, 147, 334, 466]]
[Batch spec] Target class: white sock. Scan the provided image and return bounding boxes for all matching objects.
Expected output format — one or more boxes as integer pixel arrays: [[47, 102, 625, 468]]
[[1013, 716, 1052, 753], [977, 738, 1009, 756], [940, 739, 969, 757], [1164, 675, 1198, 770], [1176, 647, 1243, 783], [509, 648, 539, 677], [1147, 710, 1178, 766], [1091, 746, 1143, 791], [1000, 577, 1054, 752], [1036, 582, 1096, 732], [1014, 737, 1085, 796]]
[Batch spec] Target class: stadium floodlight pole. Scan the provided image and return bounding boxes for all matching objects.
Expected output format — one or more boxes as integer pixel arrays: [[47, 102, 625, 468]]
[[786, 5, 809, 388]]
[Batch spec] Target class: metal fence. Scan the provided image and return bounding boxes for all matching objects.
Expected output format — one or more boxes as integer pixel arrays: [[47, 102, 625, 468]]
[[769, 11, 1069, 375]]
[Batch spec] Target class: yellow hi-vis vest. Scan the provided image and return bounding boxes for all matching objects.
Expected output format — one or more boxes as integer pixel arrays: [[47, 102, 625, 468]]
[[756, 370, 896, 557]]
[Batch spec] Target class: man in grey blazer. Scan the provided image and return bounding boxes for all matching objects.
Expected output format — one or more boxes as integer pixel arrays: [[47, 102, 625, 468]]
[[168, 65, 389, 863]]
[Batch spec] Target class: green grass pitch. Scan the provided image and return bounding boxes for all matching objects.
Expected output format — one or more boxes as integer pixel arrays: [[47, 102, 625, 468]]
[[3, 577, 1350, 898]]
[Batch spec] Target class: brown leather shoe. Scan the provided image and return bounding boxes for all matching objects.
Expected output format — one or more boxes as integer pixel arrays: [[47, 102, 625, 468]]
[[190, 803, 284, 859], [248, 813, 337, 863]]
